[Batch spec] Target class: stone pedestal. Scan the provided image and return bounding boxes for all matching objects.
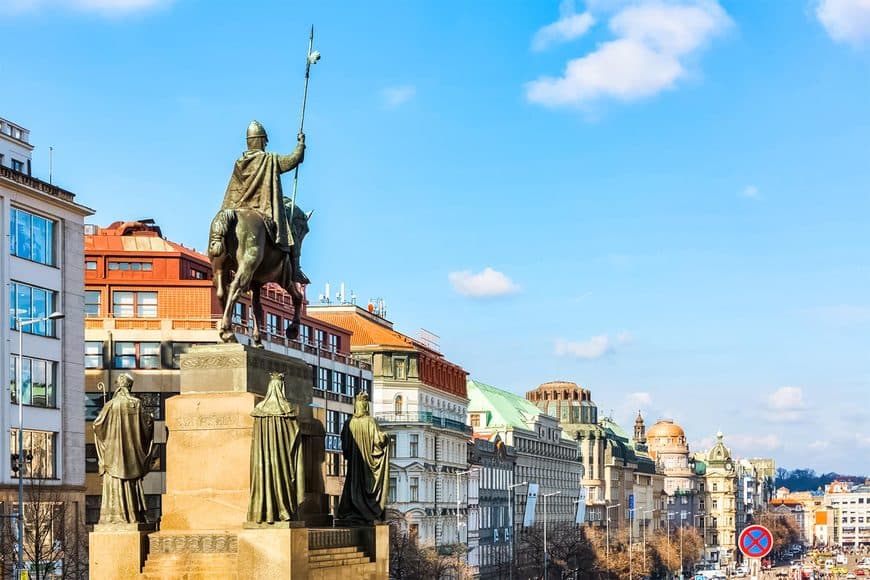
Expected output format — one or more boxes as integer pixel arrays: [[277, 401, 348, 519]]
[[89, 525, 150, 580], [237, 525, 310, 578], [158, 343, 327, 530]]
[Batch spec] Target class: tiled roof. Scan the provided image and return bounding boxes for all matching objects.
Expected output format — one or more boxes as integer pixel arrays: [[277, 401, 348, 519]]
[[306, 310, 416, 350], [467, 379, 543, 431], [86, 225, 207, 262]]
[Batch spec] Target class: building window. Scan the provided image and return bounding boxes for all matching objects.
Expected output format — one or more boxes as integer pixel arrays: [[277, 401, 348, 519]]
[[266, 313, 280, 335], [86, 260, 97, 270], [327, 410, 340, 434], [315, 329, 325, 348], [10, 429, 56, 478], [345, 374, 358, 396], [9, 356, 57, 408], [85, 290, 101, 317], [470, 414, 480, 427], [328, 334, 339, 352], [410, 434, 419, 458], [145, 494, 162, 523], [108, 261, 153, 271], [112, 291, 157, 317], [10, 208, 55, 265], [86, 495, 101, 526], [332, 371, 343, 394], [410, 477, 419, 502], [9, 282, 58, 337], [232, 302, 244, 324], [11, 158, 24, 172], [85, 393, 104, 421], [394, 358, 406, 380], [113, 341, 160, 369], [318, 367, 330, 391], [85, 341, 104, 368], [300, 324, 311, 345], [85, 443, 99, 473], [395, 394, 403, 414], [388, 478, 397, 504], [361, 378, 371, 395]]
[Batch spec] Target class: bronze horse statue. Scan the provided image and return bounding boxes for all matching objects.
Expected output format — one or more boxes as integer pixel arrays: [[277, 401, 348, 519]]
[[208, 200, 311, 348]]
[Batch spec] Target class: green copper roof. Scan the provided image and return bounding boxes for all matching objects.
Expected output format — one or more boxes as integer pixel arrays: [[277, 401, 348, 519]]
[[467, 379, 542, 430]]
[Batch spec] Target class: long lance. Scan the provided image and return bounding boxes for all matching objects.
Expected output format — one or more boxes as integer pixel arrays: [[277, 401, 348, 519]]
[[289, 25, 319, 219]]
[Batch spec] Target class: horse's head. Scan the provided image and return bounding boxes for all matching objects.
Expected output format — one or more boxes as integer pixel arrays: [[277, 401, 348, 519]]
[[289, 204, 313, 247]]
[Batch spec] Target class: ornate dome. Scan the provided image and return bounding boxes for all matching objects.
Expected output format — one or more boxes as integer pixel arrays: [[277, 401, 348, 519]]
[[646, 420, 686, 439]]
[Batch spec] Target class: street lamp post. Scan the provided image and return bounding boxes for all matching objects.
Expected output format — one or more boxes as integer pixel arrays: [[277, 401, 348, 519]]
[[14, 311, 64, 578], [641, 509, 654, 575], [507, 481, 527, 580], [543, 491, 561, 580], [605, 503, 622, 560]]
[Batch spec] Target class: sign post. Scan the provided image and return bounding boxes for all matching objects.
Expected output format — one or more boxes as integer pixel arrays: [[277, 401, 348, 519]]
[[738, 524, 773, 579]]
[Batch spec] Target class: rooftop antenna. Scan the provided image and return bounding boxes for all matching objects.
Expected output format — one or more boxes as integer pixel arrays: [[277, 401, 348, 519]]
[[49, 146, 53, 184], [349, 290, 357, 305], [335, 282, 345, 304], [319, 282, 331, 304]]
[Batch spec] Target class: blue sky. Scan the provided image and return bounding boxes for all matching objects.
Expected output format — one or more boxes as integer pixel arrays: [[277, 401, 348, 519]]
[[3, 0, 869, 473]]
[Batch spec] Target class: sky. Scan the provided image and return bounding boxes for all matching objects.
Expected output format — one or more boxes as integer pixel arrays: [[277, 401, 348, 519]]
[[2, 0, 869, 474]]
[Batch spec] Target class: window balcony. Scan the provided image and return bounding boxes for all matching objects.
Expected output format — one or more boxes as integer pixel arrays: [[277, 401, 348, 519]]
[[375, 411, 472, 435]]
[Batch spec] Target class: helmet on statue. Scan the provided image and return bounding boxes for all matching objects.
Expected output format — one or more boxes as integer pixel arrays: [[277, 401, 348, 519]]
[[246, 120, 268, 141]]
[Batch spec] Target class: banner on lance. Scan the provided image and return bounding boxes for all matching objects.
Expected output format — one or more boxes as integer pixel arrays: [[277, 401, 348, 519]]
[[523, 483, 539, 528], [575, 487, 588, 524]]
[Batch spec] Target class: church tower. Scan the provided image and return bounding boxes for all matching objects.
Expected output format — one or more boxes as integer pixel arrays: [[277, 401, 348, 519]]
[[634, 411, 646, 445]]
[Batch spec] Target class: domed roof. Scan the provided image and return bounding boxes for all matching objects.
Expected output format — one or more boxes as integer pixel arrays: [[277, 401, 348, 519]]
[[646, 420, 685, 439]]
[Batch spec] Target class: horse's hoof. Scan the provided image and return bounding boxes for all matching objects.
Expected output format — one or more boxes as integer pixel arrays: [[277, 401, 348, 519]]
[[287, 324, 300, 340], [220, 330, 238, 343], [251, 340, 264, 349]]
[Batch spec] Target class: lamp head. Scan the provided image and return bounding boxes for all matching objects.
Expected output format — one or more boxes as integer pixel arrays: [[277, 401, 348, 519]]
[[48, 312, 64, 320], [308, 50, 321, 65]]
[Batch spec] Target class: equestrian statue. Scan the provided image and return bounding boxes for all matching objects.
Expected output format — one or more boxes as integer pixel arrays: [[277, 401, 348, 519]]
[[208, 120, 312, 347]]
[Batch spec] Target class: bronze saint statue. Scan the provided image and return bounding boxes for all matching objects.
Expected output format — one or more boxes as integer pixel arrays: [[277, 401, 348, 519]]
[[93, 374, 154, 525], [336, 391, 391, 525], [247, 372, 306, 524], [208, 121, 312, 347]]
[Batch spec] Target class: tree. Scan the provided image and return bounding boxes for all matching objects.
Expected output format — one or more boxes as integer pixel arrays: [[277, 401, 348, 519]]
[[388, 520, 474, 579], [0, 478, 89, 580], [753, 512, 800, 555]]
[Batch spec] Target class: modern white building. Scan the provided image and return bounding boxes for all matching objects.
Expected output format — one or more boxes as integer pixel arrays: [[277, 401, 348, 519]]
[[0, 117, 93, 536], [826, 480, 870, 549], [308, 304, 471, 547]]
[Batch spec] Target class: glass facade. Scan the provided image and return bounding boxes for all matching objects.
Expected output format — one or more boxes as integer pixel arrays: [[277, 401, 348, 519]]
[[9, 282, 58, 337], [10, 429, 56, 478], [10, 207, 55, 265], [9, 355, 57, 407]]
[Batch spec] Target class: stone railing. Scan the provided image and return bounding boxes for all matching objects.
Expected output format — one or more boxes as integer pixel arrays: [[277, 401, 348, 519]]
[[308, 527, 374, 554], [0, 165, 76, 202]]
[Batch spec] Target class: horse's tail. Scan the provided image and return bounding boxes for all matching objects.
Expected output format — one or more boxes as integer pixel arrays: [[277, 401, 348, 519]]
[[208, 209, 236, 258]]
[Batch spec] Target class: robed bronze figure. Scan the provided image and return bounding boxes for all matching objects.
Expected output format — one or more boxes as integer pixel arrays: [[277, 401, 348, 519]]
[[93, 374, 154, 525], [336, 391, 391, 525], [247, 372, 306, 524], [208, 121, 312, 347]]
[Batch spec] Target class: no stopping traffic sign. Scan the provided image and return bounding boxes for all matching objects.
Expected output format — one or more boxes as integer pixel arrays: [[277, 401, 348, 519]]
[[738, 524, 773, 559]]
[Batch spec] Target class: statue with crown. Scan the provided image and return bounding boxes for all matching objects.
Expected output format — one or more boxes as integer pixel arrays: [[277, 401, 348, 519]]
[[336, 391, 391, 525]]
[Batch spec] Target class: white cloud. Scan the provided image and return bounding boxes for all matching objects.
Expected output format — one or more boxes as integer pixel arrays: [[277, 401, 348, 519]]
[[740, 185, 760, 199], [448, 267, 519, 298], [526, 0, 731, 108], [628, 391, 652, 408], [532, 0, 596, 51], [554, 331, 631, 360], [382, 85, 416, 108], [2, 0, 170, 15], [727, 433, 783, 452], [817, 0, 870, 48], [763, 386, 807, 422]]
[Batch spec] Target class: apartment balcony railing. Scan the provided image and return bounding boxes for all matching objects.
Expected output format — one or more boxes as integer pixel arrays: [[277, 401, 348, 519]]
[[375, 412, 472, 435], [84, 316, 371, 371]]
